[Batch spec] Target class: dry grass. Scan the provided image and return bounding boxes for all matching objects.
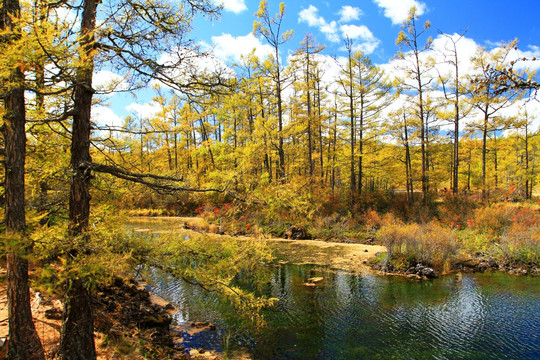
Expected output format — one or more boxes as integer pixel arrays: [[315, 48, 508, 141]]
[[377, 221, 457, 271]]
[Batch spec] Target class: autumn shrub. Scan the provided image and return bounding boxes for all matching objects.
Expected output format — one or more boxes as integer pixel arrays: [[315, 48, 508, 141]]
[[387, 193, 411, 221], [126, 208, 176, 217], [508, 205, 540, 227], [310, 214, 364, 241], [376, 222, 416, 267], [377, 221, 457, 270], [363, 209, 383, 230], [319, 193, 347, 217], [416, 222, 459, 269], [498, 225, 540, 265], [470, 203, 540, 237], [354, 190, 395, 213], [457, 230, 494, 255], [407, 200, 439, 223], [311, 213, 341, 240], [437, 194, 478, 228], [383, 192, 439, 223]]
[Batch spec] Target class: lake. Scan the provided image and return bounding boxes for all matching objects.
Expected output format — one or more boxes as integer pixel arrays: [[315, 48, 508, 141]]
[[125, 217, 539, 359], [147, 264, 540, 360]]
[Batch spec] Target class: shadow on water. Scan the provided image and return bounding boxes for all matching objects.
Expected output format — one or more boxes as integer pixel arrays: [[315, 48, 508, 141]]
[[147, 265, 540, 360]]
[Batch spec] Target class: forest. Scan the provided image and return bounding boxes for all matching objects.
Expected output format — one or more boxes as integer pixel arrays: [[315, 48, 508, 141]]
[[0, 0, 539, 359]]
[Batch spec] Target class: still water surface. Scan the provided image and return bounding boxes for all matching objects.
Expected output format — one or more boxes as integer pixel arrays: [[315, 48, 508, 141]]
[[148, 265, 540, 360]]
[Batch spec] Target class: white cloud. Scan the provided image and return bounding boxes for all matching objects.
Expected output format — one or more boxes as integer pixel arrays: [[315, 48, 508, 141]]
[[378, 33, 540, 134], [341, 24, 374, 41], [126, 101, 161, 120], [212, 0, 247, 14], [299, 5, 326, 27], [208, 33, 274, 63], [92, 106, 123, 128], [352, 41, 380, 56], [373, 0, 426, 25], [431, 33, 481, 78], [338, 5, 362, 23], [282, 52, 344, 111], [381, 33, 483, 89], [299, 5, 379, 47], [321, 21, 340, 43], [93, 70, 129, 94], [299, 5, 340, 43], [53, 5, 78, 27], [340, 25, 380, 55]]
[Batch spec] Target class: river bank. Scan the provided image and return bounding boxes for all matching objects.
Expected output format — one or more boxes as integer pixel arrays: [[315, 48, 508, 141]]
[[0, 264, 216, 360], [125, 216, 386, 274], [126, 215, 539, 278], [2, 215, 534, 359]]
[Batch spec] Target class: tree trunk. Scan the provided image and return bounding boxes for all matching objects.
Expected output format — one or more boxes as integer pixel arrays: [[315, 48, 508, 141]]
[[307, 92, 313, 176], [6, 254, 45, 360], [525, 120, 530, 199], [414, 52, 427, 204], [403, 114, 413, 204], [467, 147, 472, 191], [165, 132, 172, 170], [358, 96, 364, 195], [453, 93, 460, 194], [59, 278, 95, 360], [493, 134, 498, 189], [276, 62, 285, 181], [4, 83, 45, 359], [482, 110, 488, 199], [317, 86, 324, 181], [331, 96, 338, 193], [58, 0, 98, 358], [1, 0, 45, 357]]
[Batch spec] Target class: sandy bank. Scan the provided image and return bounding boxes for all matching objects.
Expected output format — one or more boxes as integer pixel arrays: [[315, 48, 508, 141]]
[[126, 216, 386, 273]]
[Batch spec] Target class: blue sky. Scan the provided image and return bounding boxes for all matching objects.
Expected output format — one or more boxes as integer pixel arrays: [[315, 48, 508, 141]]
[[94, 0, 540, 127], [196, 0, 540, 64]]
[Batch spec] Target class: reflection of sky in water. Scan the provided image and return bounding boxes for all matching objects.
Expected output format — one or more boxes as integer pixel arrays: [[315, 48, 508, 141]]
[[148, 266, 540, 360]]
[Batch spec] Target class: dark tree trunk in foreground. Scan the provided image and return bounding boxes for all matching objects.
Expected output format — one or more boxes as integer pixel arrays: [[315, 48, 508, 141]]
[[1, 0, 45, 358], [59, 278, 95, 360], [5, 93, 45, 359], [5, 66, 45, 360], [58, 0, 98, 358]]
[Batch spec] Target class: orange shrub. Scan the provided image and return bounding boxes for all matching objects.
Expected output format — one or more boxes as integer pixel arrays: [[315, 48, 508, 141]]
[[377, 221, 457, 270], [437, 194, 478, 228], [496, 223, 540, 264], [471, 204, 514, 236], [472, 203, 540, 237], [363, 209, 383, 229]]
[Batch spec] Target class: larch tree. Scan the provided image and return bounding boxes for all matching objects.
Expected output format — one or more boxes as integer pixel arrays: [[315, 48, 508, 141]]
[[253, 0, 293, 181], [437, 32, 471, 194], [469, 41, 521, 199], [0, 0, 45, 358], [350, 50, 392, 195], [386, 106, 416, 204], [513, 107, 537, 199], [338, 38, 357, 203], [292, 33, 325, 178], [395, 6, 434, 203]]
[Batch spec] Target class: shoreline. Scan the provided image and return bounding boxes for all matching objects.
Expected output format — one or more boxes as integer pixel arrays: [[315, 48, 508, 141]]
[[127, 216, 539, 278], [126, 216, 386, 274]]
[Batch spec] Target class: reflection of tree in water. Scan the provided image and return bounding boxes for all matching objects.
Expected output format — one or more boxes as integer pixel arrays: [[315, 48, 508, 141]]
[[149, 263, 539, 360]]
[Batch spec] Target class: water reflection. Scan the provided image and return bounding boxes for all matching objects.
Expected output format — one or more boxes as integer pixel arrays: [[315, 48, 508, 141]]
[[148, 265, 540, 360]]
